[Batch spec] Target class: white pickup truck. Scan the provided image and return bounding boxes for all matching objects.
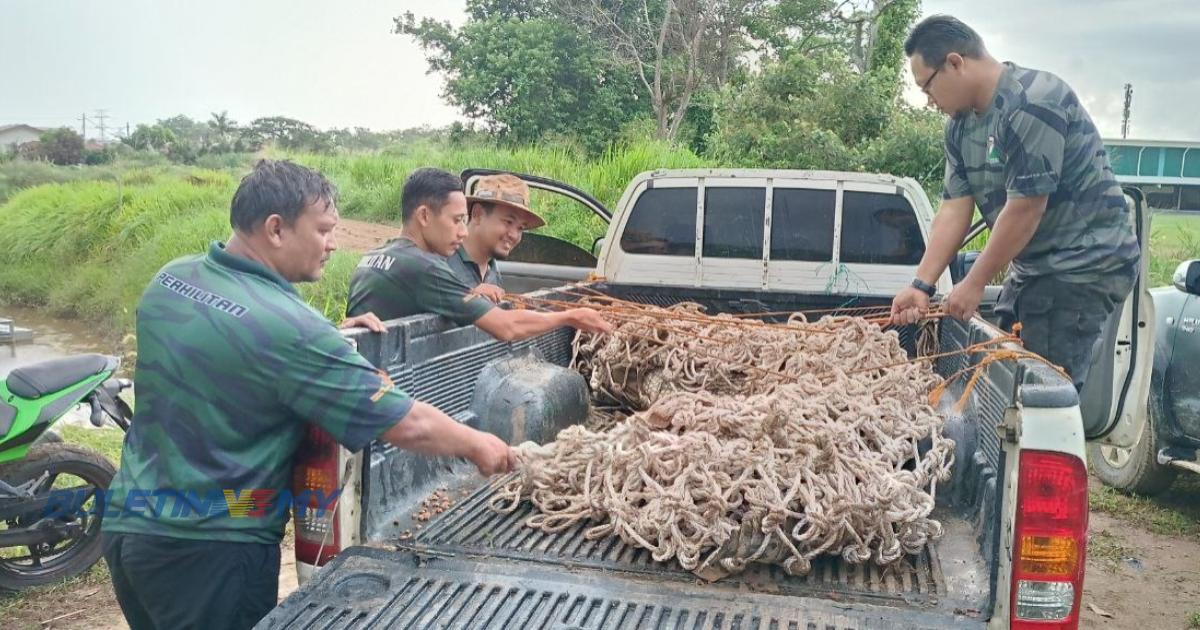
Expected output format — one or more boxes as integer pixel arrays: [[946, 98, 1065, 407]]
[[259, 169, 1154, 630]]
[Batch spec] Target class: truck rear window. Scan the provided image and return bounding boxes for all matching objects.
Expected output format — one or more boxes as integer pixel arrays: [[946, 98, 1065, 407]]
[[770, 188, 836, 261], [619, 188, 697, 256], [840, 191, 925, 265], [703, 187, 766, 259]]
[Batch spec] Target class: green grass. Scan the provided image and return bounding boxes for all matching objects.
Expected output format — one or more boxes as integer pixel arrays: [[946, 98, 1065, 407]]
[[1088, 473, 1200, 539], [57, 426, 126, 465], [1148, 212, 1200, 287], [0, 140, 705, 332], [1086, 528, 1136, 573], [1189, 611, 1200, 629]]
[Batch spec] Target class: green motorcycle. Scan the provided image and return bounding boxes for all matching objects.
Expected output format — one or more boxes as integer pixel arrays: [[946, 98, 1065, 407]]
[[0, 354, 132, 591]]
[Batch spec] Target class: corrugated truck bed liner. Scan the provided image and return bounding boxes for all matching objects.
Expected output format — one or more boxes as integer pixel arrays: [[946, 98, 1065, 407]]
[[258, 546, 985, 629], [260, 475, 990, 629]]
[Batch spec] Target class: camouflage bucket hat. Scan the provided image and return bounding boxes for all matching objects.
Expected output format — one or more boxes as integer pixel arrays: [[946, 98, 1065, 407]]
[[465, 173, 546, 229]]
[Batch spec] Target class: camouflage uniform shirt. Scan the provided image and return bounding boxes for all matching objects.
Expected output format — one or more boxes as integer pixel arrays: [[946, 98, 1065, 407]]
[[942, 62, 1140, 282], [346, 237, 495, 324], [102, 241, 413, 544], [446, 245, 502, 288]]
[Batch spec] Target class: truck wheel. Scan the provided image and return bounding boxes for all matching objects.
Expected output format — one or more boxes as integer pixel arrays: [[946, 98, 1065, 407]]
[[1088, 402, 1178, 496]]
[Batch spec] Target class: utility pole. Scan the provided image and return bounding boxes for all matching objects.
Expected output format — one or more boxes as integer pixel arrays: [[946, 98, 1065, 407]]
[[94, 109, 109, 143], [1121, 84, 1133, 139], [80, 113, 89, 140]]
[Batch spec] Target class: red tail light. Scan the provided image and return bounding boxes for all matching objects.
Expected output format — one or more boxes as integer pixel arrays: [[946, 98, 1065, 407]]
[[292, 425, 342, 567], [1011, 450, 1088, 629]]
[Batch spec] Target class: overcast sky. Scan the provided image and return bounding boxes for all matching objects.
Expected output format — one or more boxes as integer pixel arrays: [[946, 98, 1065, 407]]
[[3, 0, 1196, 141]]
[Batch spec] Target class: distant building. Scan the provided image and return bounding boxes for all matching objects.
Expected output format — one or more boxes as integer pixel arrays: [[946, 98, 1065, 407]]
[[0, 124, 46, 151], [1105, 138, 1200, 212]]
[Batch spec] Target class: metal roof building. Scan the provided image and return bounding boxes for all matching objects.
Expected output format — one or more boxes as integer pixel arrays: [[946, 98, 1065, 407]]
[[1104, 138, 1200, 212]]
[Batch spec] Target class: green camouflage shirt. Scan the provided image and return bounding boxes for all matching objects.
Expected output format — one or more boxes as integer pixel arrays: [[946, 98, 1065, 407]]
[[942, 62, 1139, 281], [345, 237, 495, 324], [102, 241, 413, 544], [447, 245, 502, 288]]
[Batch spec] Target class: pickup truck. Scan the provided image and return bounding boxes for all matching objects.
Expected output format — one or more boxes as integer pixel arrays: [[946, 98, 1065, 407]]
[[258, 169, 1155, 629], [1090, 254, 1200, 494]]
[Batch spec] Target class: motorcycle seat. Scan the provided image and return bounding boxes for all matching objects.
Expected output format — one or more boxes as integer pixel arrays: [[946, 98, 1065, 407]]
[[6, 354, 112, 400]]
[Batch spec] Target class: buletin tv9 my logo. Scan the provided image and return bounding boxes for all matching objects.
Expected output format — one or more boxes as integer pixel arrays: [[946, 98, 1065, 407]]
[[42, 488, 341, 519]]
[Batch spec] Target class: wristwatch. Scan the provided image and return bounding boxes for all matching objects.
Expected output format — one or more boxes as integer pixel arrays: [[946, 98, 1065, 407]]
[[910, 277, 937, 298]]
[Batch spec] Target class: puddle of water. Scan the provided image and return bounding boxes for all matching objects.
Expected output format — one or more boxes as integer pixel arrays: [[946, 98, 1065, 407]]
[[0, 304, 124, 377], [1, 303, 130, 430]]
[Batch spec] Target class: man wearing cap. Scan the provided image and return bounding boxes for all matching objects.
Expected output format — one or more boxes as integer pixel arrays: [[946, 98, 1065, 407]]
[[447, 173, 545, 303], [346, 167, 611, 341]]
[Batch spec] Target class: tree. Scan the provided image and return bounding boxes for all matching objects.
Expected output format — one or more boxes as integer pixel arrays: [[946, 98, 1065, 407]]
[[157, 115, 208, 146], [398, 9, 648, 151], [833, 0, 920, 78], [37, 128, 85, 165], [242, 116, 331, 152], [207, 111, 238, 147], [123, 124, 176, 152], [555, 0, 756, 140]]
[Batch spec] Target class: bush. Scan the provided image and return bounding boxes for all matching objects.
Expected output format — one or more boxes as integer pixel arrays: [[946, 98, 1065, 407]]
[[37, 128, 85, 165]]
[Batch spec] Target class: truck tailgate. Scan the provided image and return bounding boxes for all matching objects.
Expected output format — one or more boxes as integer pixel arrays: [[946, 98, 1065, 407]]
[[260, 474, 991, 629]]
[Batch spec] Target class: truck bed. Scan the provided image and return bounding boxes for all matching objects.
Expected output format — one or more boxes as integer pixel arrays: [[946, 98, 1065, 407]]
[[258, 284, 1054, 629]]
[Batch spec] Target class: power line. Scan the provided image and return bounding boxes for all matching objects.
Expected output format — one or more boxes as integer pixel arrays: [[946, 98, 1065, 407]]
[[94, 109, 109, 143]]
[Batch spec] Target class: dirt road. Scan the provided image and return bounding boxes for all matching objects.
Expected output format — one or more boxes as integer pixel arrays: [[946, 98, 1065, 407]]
[[335, 217, 402, 252]]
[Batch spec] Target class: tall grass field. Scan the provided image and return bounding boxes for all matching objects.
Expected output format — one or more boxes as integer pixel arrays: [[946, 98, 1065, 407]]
[[0, 140, 708, 329], [0, 144, 1196, 337]]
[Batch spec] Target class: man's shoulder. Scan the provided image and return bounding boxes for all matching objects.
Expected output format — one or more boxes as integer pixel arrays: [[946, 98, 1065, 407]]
[[1006, 64, 1077, 110], [356, 238, 444, 278]]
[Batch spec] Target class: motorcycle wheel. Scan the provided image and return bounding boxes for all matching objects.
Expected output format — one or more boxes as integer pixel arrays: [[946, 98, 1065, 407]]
[[0, 443, 116, 591]]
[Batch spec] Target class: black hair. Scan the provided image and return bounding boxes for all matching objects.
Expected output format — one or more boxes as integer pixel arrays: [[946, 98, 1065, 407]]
[[229, 159, 335, 233], [401, 167, 463, 223], [904, 15, 986, 68]]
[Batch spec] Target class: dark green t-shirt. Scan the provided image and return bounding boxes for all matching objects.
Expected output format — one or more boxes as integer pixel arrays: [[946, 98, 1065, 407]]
[[446, 245, 502, 288], [942, 62, 1139, 282], [102, 242, 413, 544], [345, 237, 495, 324]]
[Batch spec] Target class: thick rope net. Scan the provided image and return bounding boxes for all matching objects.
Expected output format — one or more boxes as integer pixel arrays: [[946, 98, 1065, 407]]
[[491, 299, 956, 581]]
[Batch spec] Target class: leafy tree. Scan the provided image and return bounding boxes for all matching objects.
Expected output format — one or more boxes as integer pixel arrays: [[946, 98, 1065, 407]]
[[554, 0, 756, 140], [397, 9, 648, 151], [123, 124, 176, 151], [242, 116, 331, 152], [37, 128, 85, 165]]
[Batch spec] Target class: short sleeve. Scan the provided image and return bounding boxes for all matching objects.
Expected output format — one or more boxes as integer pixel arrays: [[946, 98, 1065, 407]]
[[942, 123, 973, 200], [417, 260, 496, 325], [1001, 103, 1066, 198], [278, 323, 413, 452]]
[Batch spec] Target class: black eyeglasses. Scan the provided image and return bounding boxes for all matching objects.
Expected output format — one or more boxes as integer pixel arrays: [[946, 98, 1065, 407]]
[[919, 66, 942, 94]]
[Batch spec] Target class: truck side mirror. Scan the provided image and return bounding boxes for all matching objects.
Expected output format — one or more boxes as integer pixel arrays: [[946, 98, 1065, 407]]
[[950, 251, 980, 284], [1173, 259, 1200, 296], [592, 236, 607, 258]]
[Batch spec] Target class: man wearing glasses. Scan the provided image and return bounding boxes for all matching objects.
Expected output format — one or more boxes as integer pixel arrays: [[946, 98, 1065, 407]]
[[890, 15, 1139, 394]]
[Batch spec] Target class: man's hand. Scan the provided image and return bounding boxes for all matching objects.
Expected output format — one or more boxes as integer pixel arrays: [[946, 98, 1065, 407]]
[[568, 308, 614, 334], [890, 286, 931, 326], [340, 312, 387, 333], [465, 432, 516, 476], [944, 279, 985, 321], [470, 283, 506, 303]]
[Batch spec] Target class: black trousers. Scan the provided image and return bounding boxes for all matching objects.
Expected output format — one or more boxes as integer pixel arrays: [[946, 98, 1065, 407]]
[[102, 532, 280, 630], [994, 265, 1136, 392]]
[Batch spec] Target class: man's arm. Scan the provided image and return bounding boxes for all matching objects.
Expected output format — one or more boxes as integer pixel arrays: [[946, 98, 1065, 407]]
[[915, 196, 977, 285], [960, 195, 1048, 288], [474, 307, 612, 342], [891, 196, 975, 325], [380, 401, 514, 475]]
